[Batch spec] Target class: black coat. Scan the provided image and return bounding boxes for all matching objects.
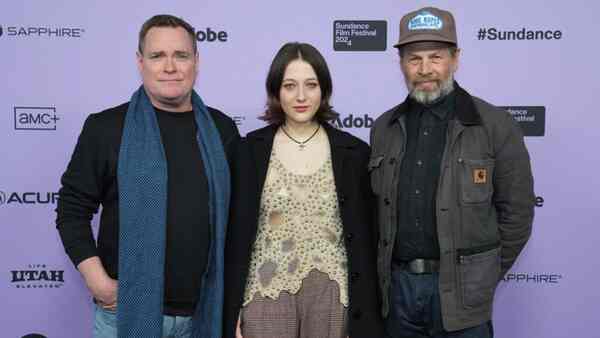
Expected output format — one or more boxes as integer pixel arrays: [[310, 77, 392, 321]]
[[223, 123, 384, 338]]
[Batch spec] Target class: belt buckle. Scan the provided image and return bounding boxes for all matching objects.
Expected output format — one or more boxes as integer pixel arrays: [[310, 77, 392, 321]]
[[409, 259, 426, 274], [408, 259, 438, 274]]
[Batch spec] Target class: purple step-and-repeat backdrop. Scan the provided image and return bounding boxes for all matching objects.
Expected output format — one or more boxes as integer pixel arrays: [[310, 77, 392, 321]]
[[1, 1, 598, 337]]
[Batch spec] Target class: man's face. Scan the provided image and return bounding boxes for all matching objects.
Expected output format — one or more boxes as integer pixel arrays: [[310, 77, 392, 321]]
[[400, 47, 460, 104], [137, 26, 198, 112]]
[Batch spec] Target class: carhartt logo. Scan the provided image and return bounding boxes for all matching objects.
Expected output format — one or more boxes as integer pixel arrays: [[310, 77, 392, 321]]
[[473, 168, 487, 184], [408, 11, 443, 31]]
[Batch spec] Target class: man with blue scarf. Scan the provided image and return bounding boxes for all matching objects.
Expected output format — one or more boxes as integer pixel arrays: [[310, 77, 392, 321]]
[[56, 14, 239, 338]]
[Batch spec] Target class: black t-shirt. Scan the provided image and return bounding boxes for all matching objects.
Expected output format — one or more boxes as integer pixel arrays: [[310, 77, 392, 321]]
[[155, 108, 210, 316]]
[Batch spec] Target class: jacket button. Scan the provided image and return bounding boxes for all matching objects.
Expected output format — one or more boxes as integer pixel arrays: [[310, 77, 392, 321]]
[[339, 195, 346, 204], [351, 272, 360, 281], [352, 310, 362, 320], [346, 233, 354, 242], [382, 239, 389, 247], [389, 157, 396, 165], [384, 198, 391, 205]]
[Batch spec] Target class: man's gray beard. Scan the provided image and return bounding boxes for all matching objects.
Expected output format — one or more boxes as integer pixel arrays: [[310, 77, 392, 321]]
[[408, 75, 454, 104]]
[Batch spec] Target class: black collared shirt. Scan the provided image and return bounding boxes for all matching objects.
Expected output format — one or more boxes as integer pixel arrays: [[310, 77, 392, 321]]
[[393, 92, 455, 262]]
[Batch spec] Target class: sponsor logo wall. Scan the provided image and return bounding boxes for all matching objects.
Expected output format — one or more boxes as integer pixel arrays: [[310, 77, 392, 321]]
[[194, 27, 228, 42], [14, 107, 60, 131], [477, 28, 563, 41], [1, 2, 597, 338], [0, 24, 85, 38], [333, 114, 374, 129], [10, 265, 65, 289], [333, 20, 387, 51], [0, 191, 58, 206]]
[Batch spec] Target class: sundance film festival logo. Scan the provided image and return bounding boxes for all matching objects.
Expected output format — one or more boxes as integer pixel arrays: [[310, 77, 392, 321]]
[[333, 114, 373, 129], [14, 106, 59, 130], [0, 24, 85, 38], [477, 27, 562, 41], [500, 106, 545, 137], [11, 264, 65, 289], [333, 20, 387, 51], [0, 191, 58, 206]]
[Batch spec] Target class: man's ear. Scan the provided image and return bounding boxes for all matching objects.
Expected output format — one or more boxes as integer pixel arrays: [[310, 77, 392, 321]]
[[452, 48, 461, 72], [136, 51, 144, 73]]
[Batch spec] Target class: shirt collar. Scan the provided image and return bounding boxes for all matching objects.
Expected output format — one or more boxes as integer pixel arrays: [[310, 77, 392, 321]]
[[409, 89, 456, 121]]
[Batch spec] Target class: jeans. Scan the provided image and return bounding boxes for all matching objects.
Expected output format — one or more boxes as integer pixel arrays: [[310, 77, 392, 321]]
[[93, 304, 193, 338], [385, 265, 493, 338]]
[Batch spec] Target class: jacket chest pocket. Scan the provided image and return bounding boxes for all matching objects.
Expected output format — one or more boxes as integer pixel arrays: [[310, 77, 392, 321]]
[[458, 158, 495, 205], [368, 155, 385, 196]]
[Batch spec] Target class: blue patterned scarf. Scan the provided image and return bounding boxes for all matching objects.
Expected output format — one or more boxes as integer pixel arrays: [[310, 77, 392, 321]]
[[116, 86, 230, 338]]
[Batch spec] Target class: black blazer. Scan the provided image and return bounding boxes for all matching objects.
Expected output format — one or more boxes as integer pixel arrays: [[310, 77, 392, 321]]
[[223, 123, 384, 338], [56, 102, 239, 276]]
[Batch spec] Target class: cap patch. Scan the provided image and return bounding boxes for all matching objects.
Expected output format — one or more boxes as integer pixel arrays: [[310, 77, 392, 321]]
[[408, 11, 443, 31]]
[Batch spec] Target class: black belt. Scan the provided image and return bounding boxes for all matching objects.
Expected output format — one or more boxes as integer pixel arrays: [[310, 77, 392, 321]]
[[398, 259, 440, 274]]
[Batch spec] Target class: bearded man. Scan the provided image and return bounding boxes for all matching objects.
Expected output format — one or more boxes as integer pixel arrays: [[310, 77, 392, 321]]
[[369, 7, 535, 338]]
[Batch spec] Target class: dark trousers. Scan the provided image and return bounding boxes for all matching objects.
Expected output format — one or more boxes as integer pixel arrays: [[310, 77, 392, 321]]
[[385, 264, 493, 338]]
